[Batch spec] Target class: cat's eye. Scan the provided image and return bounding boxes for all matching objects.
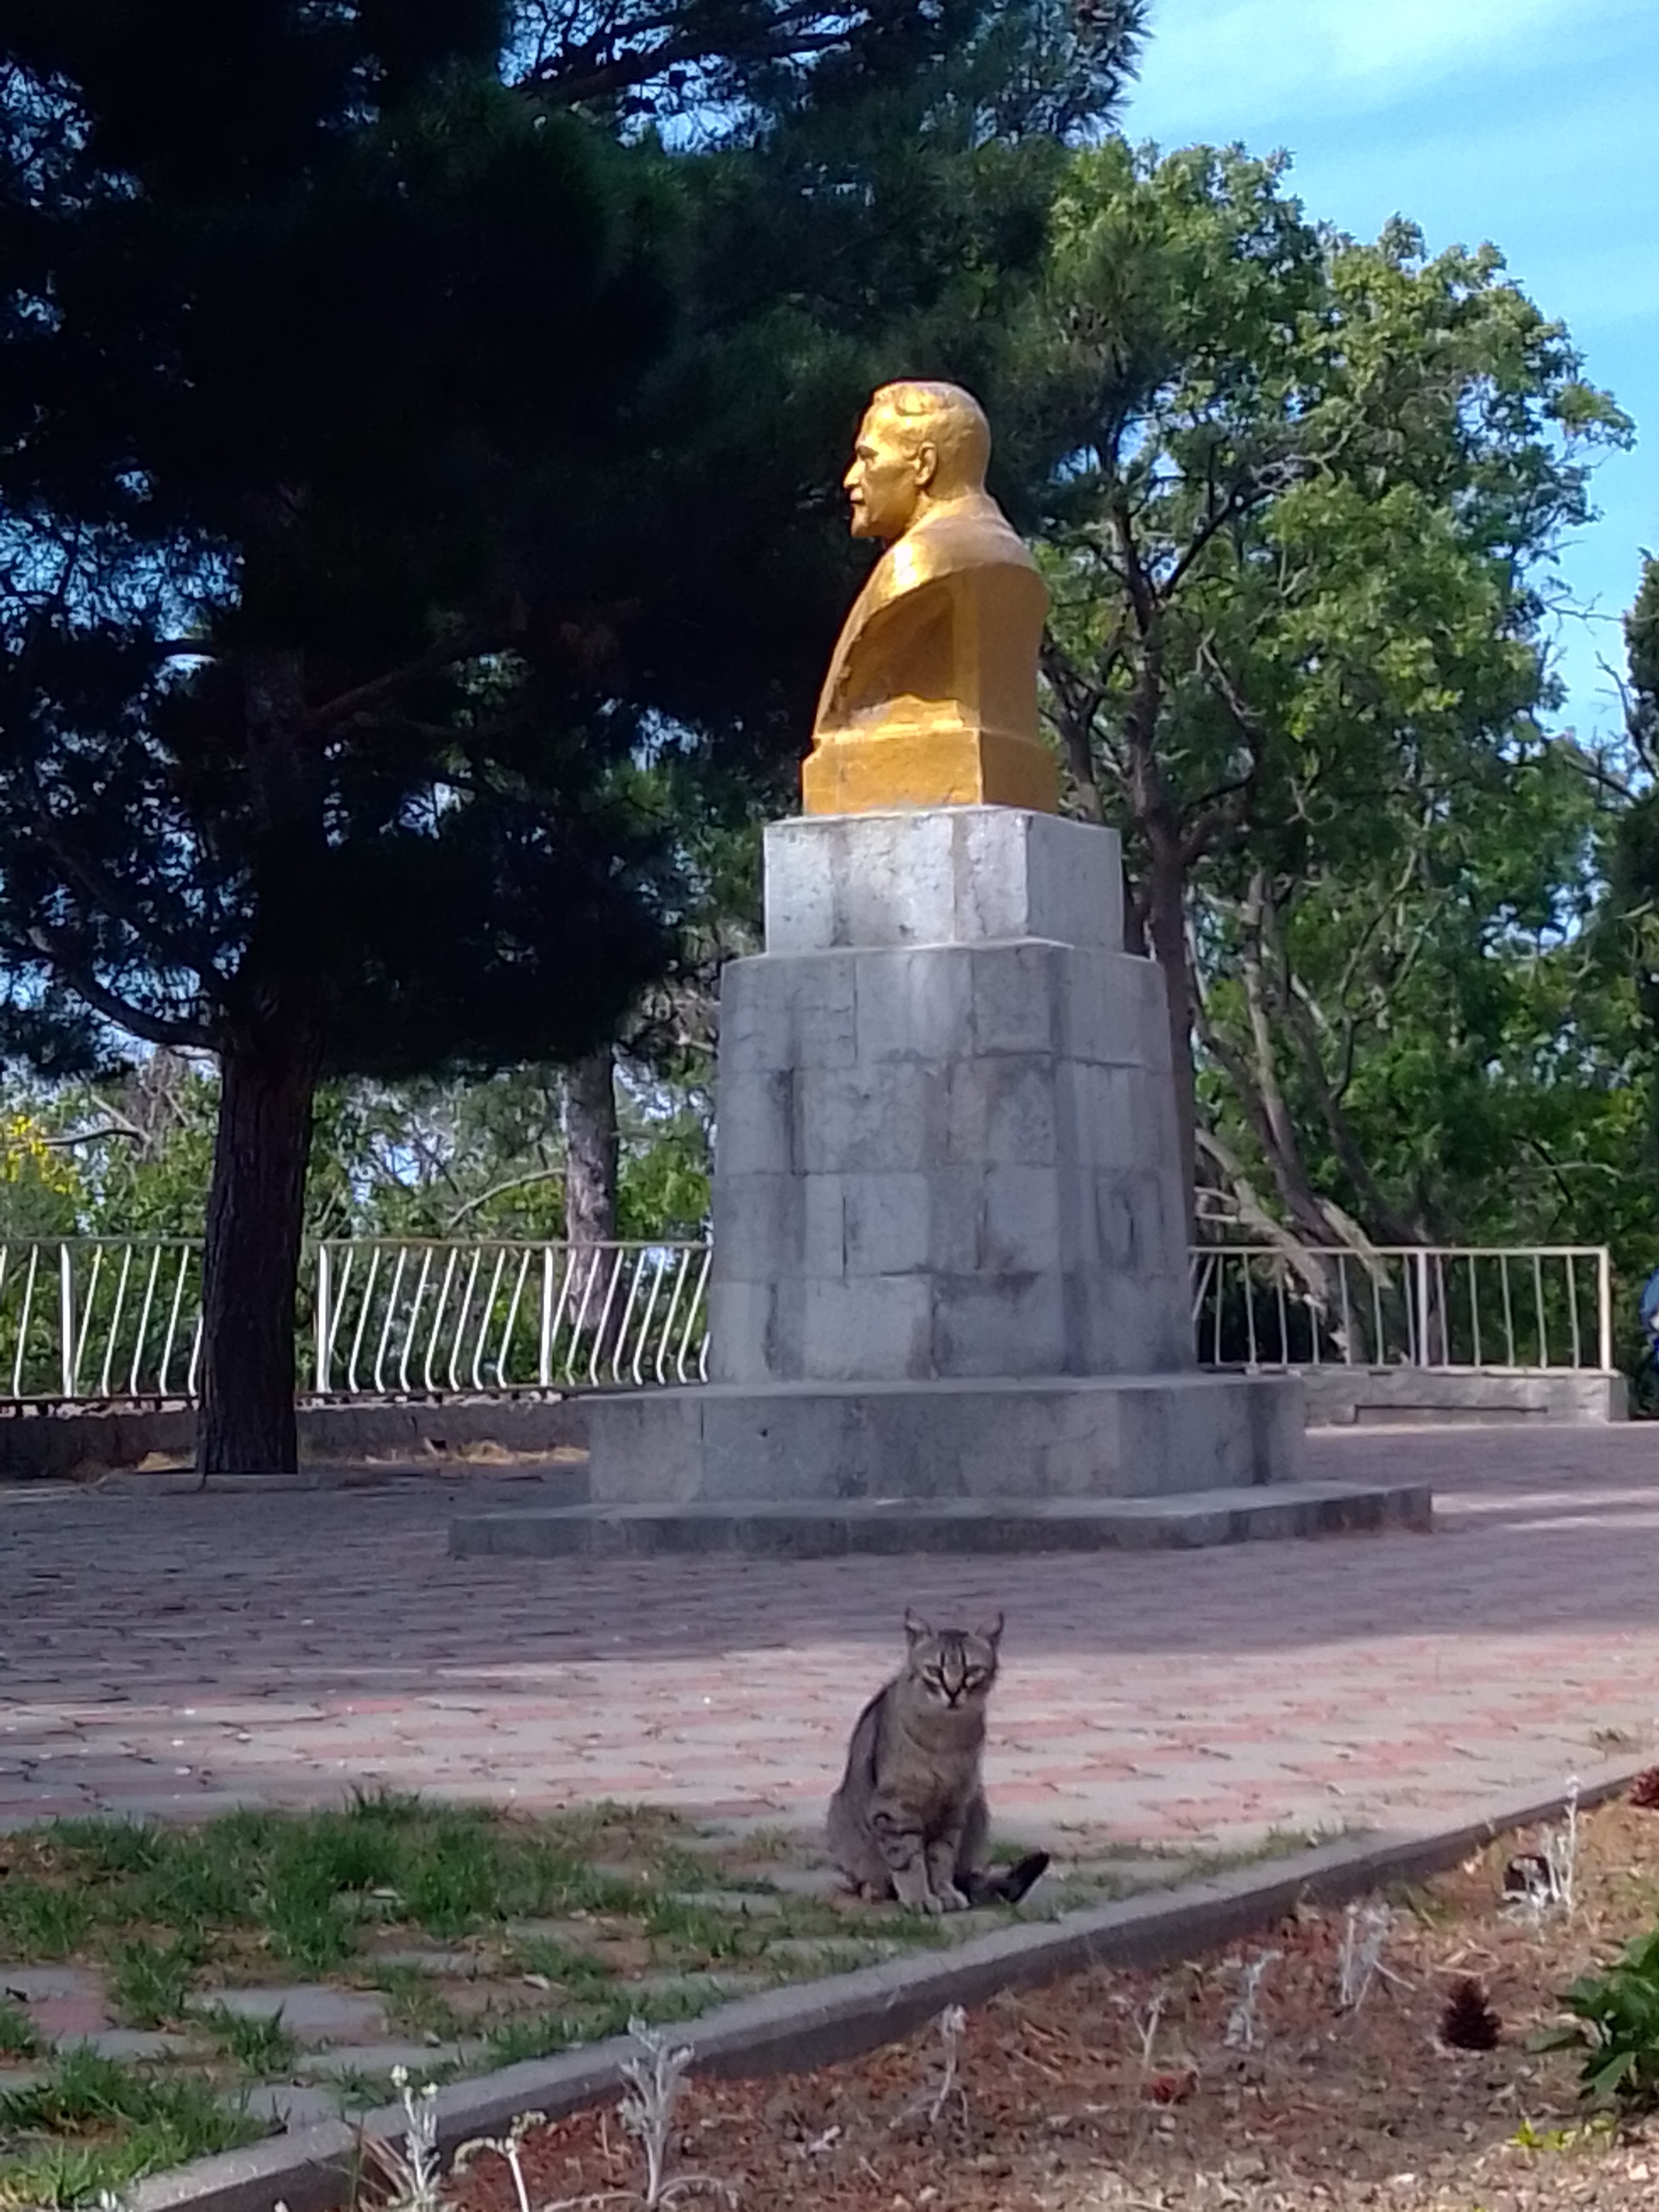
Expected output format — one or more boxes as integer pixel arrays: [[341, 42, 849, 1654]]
[[962, 1669, 987, 1689]]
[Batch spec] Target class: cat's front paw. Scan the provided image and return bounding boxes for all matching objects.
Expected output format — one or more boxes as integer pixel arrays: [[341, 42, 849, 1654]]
[[936, 1883, 970, 1912], [915, 1890, 949, 1916]]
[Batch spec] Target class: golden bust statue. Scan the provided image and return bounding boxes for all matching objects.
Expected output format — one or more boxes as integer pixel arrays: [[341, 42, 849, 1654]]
[[802, 380, 1057, 817]]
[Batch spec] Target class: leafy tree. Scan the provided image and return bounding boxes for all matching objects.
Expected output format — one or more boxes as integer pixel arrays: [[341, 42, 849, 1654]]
[[1024, 143, 1632, 1243]]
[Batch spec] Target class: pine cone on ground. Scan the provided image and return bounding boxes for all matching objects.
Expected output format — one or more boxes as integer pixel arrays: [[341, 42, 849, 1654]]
[[1629, 1767, 1659, 1810], [1439, 1975, 1501, 2051]]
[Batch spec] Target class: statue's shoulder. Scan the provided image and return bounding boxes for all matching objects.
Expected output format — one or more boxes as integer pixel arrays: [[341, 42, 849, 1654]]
[[885, 498, 1038, 596]]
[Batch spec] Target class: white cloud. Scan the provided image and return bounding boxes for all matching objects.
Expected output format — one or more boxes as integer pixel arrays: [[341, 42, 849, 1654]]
[[1131, 0, 1644, 136]]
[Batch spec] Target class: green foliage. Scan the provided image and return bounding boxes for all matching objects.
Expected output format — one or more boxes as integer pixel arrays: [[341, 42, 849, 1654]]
[[1535, 1929, 1659, 2112], [194, 2004, 300, 2077], [0, 2048, 260, 2208], [1026, 140, 1644, 1279], [103, 1937, 198, 2031]]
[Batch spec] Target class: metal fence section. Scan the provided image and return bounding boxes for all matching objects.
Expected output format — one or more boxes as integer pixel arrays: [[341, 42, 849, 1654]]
[[0, 1236, 1613, 1408], [312, 1238, 711, 1398], [1188, 1244, 1613, 1375], [0, 1239, 203, 1404]]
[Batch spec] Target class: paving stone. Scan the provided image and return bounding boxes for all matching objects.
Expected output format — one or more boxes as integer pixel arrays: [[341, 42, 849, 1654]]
[[630, 1969, 770, 1998], [189, 1985, 387, 2039], [720, 1864, 842, 1898], [300, 2038, 486, 2078], [0, 1966, 104, 2002], [25, 1994, 110, 2041], [55, 2028, 197, 2060], [663, 1890, 785, 1916], [762, 1936, 902, 1964], [0, 1426, 1649, 1873], [503, 1918, 611, 1948], [369, 1949, 485, 1977]]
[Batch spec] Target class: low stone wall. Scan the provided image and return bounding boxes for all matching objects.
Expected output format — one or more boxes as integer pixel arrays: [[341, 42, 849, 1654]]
[[0, 1366, 1627, 1481], [1302, 1367, 1627, 1427], [0, 1394, 591, 1481]]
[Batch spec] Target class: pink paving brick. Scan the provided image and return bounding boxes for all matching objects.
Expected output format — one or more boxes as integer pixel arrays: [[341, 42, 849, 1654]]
[[0, 1426, 1655, 1851]]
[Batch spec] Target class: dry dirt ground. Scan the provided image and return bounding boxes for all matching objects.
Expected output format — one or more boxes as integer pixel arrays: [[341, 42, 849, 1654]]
[[407, 1789, 1659, 2212]]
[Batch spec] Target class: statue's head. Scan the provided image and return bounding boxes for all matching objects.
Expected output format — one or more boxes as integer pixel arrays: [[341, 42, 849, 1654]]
[[843, 381, 992, 542]]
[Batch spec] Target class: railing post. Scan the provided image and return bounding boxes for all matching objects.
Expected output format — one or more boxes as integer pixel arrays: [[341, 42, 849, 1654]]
[[538, 1245, 554, 1389], [1414, 1248, 1431, 1368], [58, 1242, 75, 1399], [1598, 1246, 1613, 1375], [313, 1242, 331, 1396]]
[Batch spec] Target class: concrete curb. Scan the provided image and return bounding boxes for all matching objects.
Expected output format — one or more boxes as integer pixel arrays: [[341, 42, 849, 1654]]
[[129, 1758, 1651, 2212]]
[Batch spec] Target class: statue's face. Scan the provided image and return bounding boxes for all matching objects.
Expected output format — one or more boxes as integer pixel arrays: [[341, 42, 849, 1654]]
[[843, 407, 932, 541]]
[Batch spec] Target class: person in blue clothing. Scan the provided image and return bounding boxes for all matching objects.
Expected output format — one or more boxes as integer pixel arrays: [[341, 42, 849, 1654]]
[[1637, 1267, 1659, 1413]]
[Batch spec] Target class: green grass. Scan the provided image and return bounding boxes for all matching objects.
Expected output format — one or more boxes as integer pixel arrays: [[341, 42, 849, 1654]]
[[0, 2002, 36, 2061], [0, 2049, 262, 2210], [368, 1967, 468, 2044], [0, 1880, 93, 1960], [0, 1787, 1233, 2203], [104, 1937, 200, 2029], [193, 2005, 300, 2076]]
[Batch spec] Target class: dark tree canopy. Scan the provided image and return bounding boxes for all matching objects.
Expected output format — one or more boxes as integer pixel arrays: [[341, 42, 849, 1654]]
[[0, 0, 1144, 1469]]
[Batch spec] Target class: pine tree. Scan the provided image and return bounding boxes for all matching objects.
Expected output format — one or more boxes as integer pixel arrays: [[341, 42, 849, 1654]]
[[0, 0, 1143, 1472], [0, 4, 681, 1470]]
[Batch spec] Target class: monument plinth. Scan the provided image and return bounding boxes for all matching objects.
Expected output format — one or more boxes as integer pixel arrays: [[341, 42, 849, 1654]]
[[451, 384, 1431, 1560]]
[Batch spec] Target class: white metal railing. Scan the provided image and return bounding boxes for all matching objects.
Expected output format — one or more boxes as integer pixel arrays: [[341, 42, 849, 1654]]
[[312, 1238, 710, 1396], [0, 1237, 1614, 1408], [1188, 1244, 1614, 1376], [0, 1238, 205, 1404]]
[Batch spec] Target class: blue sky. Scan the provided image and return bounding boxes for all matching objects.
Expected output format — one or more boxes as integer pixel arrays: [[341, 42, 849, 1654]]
[[1124, 0, 1657, 751]]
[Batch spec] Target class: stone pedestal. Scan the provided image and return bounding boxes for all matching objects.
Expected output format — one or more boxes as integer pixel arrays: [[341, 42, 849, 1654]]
[[454, 809, 1433, 1557], [590, 807, 1303, 1507]]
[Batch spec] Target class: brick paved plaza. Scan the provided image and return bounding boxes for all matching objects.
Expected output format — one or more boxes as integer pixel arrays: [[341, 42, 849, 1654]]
[[0, 1424, 1655, 1852]]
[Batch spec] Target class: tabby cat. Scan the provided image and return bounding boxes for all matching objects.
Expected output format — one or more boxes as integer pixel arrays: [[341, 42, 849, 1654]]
[[826, 1608, 1049, 1912]]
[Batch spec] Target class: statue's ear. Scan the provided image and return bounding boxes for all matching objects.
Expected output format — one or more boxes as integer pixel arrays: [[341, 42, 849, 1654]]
[[912, 437, 939, 490], [903, 1607, 932, 1646]]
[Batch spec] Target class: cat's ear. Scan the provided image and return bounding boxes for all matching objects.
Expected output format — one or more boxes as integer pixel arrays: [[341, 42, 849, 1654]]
[[903, 1607, 932, 1645], [977, 1610, 1004, 1649]]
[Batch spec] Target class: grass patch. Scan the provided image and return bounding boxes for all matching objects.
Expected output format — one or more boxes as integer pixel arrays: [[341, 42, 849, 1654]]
[[368, 1968, 468, 2044], [0, 1881, 93, 1961], [104, 1937, 199, 2029], [0, 2048, 262, 2210], [194, 2005, 300, 2076], [0, 2003, 36, 2061]]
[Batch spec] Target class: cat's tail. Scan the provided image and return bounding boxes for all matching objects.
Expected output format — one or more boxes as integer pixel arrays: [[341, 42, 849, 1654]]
[[961, 1851, 1050, 1907]]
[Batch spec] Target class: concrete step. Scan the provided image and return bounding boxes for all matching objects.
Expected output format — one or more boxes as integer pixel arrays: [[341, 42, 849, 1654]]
[[449, 1478, 1432, 1560]]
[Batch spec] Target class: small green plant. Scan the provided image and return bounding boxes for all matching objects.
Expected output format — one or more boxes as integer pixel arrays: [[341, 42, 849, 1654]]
[[371, 1968, 467, 2044], [105, 1937, 198, 2029], [1534, 1927, 1659, 2111], [0, 2001, 36, 2060], [0, 1879, 92, 1960], [194, 2004, 300, 2075]]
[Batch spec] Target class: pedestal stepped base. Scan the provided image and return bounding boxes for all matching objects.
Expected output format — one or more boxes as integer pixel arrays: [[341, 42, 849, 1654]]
[[450, 1481, 1434, 1561], [579, 1374, 1300, 1505], [455, 808, 1424, 1557]]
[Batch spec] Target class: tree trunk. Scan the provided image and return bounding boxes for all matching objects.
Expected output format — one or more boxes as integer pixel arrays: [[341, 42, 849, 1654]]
[[564, 1045, 618, 1247], [1142, 829, 1198, 1238], [195, 1036, 319, 1477], [563, 1045, 621, 1372]]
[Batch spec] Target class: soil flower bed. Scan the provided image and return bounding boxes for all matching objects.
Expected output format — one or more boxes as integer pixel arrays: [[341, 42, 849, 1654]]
[[399, 1788, 1659, 2212], [0, 1794, 1228, 2206]]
